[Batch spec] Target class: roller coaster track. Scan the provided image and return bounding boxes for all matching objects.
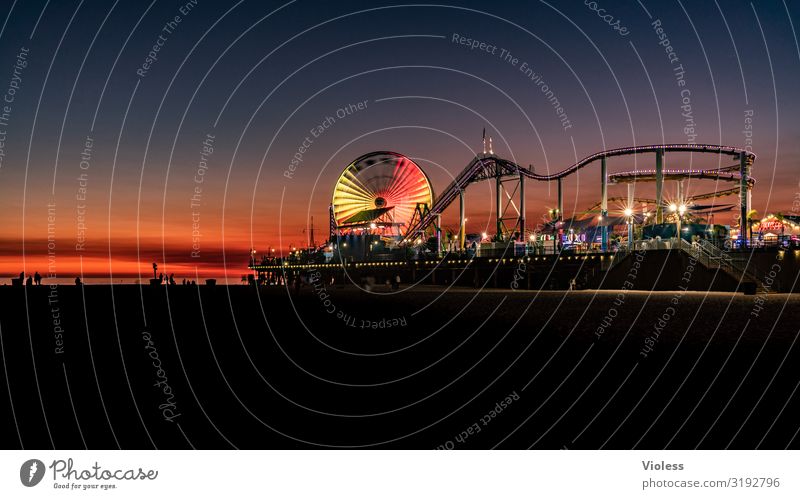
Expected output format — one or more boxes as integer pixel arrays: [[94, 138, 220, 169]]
[[401, 144, 755, 243], [583, 197, 656, 213], [609, 168, 755, 185]]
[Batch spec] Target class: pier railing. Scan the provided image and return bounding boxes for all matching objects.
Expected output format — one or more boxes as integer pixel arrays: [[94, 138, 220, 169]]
[[677, 238, 770, 293]]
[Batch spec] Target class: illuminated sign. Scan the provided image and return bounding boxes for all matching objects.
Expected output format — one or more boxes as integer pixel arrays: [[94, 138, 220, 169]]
[[754, 216, 784, 234]]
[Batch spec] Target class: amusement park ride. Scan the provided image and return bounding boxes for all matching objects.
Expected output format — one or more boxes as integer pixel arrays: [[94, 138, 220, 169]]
[[248, 138, 778, 292], [325, 140, 756, 253], [329, 151, 434, 239]]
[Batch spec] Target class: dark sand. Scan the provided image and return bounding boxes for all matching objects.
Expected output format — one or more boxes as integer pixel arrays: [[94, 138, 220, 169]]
[[1, 284, 799, 449]]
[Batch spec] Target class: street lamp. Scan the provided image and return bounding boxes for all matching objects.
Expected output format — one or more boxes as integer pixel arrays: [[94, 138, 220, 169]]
[[669, 204, 686, 241], [678, 204, 687, 242]]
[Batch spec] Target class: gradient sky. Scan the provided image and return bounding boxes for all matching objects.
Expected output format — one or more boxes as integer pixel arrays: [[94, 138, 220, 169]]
[[0, 0, 798, 281]]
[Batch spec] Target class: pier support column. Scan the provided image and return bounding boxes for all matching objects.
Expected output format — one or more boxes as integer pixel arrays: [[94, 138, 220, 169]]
[[601, 156, 608, 252], [459, 190, 466, 251], [740, 153, 749, 247], [655, 149, 664, 224], [519, 171, 526, 239]]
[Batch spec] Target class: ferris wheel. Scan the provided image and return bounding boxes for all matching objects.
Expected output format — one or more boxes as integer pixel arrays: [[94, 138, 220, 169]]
[[331, 151, 433, 236]]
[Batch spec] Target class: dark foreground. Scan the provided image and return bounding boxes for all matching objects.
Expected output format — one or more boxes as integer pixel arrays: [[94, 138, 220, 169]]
[[1, 284, 799, 449]]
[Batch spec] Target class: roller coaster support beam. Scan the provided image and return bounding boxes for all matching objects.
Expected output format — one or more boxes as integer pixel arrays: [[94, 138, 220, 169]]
[[496, 175, 503, 239], [676, 180, 683, 239], [437, 214, 443, 257], [459, 190, 465, 251], [655, 149, 664, 224], [627, 183, 634, 250], [740, 153, 749, 246], [601, 156, 608, 252], [519, 171, 526, 238], [557, 177, 563, 221]]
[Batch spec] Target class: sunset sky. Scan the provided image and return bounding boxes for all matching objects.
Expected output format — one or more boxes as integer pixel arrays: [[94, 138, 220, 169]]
[[0, 0, 799, 281]]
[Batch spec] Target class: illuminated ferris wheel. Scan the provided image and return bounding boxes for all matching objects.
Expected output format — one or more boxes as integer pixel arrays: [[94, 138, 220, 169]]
[[331, 151, 433, 237]]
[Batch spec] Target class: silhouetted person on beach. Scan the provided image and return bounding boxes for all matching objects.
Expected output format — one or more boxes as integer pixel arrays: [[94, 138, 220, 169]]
[[26, 275, 32, 286], [34, 271, 41, 285], [169, 273, 175, 285], [75, 277, 82, 286]]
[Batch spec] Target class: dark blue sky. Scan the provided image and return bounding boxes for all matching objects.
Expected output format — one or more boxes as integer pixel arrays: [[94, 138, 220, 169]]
[[0, 0, 798, 275]]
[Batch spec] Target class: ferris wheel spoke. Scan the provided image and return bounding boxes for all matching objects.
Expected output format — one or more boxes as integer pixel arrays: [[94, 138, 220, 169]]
[[334, 183, 373, 200], [333, 196, 371, 212], [387, 162, 430, 204], [388, 175, 429, 201], [385, 157, 418, 198], [334, 187, 372, 205], [385, 173, 416, 200], [382, 157, 407, 195], [334, 198, 370, 213], [340, 169, 375, 199]]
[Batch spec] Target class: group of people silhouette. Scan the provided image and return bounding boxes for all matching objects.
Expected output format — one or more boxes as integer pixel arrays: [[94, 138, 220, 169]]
[[14, 271, 83, 286], [154, 272, 196, 286], [152, 263, 197, 286], [17, 271, 42, 286], [11, 263, 199, 286]]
